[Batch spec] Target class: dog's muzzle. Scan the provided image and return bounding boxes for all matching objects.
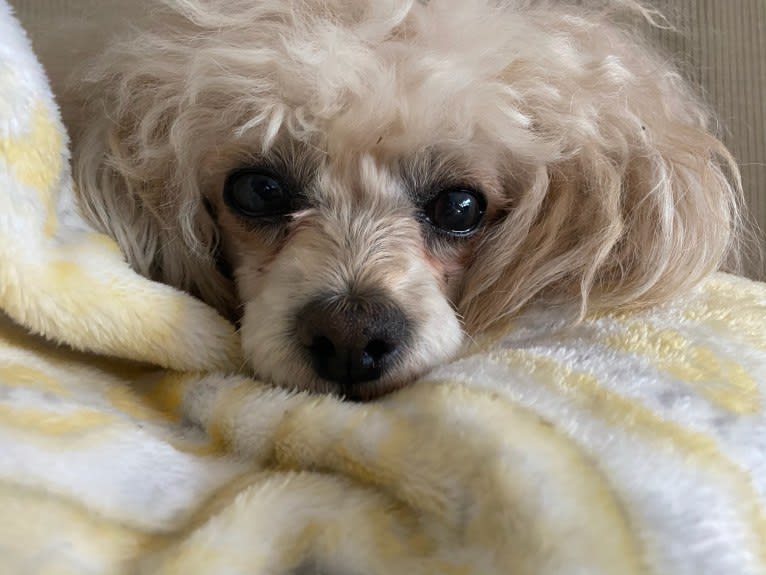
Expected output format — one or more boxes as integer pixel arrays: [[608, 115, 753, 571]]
[[296, 295, 410, 399]]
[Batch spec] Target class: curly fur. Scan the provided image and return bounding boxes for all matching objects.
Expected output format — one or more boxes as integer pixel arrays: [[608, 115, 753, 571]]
[[64, 0, 747, 396]]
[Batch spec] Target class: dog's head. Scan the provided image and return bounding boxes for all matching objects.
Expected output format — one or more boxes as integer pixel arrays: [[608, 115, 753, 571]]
[[71, 0, 744, 400]]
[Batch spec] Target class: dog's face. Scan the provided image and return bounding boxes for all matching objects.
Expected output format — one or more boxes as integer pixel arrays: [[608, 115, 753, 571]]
[[207, 143, 506, 400], [72, 0, 741, 400], [212, 155, 470, 400]]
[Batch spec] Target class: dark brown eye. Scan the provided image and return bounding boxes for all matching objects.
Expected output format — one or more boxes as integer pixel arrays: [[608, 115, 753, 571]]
[[223, 169, 292, 217], [425, 188, 486, 236]]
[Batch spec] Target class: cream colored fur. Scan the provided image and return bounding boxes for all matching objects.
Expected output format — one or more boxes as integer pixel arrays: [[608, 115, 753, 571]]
[[64, 0, 746, 396]]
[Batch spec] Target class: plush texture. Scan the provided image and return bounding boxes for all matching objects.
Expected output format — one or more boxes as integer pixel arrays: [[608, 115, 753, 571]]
[[1, 3, 766, 574]]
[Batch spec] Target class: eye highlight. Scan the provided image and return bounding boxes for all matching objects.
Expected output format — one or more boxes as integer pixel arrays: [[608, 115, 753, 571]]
[[424, 188, 486, 236], [223, 168, 292, 218]]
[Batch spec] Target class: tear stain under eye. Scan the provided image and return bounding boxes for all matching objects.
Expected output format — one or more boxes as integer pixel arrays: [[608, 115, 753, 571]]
[[422, 241, 474, 292], [230, 212, 314, 283], [202, 196, 235, 281], [253, 245, 281, 276], [422, 248, 451, 290]]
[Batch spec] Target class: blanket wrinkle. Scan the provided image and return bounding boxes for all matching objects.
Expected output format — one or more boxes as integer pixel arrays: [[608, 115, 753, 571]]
[[1, 2, 766, 573]]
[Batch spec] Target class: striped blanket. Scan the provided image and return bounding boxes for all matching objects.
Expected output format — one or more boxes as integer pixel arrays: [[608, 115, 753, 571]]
[[1, 2, 765, 573]]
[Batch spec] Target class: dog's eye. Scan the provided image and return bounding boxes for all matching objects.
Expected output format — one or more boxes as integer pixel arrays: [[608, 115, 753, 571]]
[[223, 169, 292, 217], [425, 189, 486, 236]]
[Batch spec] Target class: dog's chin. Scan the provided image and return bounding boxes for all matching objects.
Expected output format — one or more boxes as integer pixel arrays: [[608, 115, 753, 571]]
[[252, 363, 423, 402], [331, 374, 420, 403]]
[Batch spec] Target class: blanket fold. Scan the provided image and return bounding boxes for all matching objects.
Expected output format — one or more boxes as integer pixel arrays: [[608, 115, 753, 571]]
[[1, 3, 765, 573]]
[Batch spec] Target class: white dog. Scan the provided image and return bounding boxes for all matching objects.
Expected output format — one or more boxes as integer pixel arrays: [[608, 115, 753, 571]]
[[56, 0, 745, 400]]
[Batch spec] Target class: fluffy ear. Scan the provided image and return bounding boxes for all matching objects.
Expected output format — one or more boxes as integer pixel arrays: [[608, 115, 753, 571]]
[[67, 11, 236, 318], [459, 4, 747, 333]]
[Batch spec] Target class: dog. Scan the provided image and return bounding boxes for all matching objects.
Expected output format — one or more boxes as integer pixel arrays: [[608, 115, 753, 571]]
[[58, 0, 745, 401]]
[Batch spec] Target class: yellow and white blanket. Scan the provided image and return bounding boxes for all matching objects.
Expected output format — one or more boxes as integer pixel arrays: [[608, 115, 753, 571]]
[[2, 3, 766, 574]]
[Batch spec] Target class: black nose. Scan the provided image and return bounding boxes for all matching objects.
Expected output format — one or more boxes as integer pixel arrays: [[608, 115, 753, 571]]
[[296, 296, 409, 390]]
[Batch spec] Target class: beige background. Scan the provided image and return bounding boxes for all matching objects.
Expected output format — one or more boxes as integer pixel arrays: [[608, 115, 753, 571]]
[[645, 1, 766, 279], [10, 0, 766, 278]]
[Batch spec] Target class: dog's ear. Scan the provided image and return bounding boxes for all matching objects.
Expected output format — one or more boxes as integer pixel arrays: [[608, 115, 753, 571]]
[[69, 51, 237, 318], [459, 8, 747, 333]]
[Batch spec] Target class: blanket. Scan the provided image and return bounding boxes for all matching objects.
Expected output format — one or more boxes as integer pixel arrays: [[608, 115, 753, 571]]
[[1, 3, 766, 573]]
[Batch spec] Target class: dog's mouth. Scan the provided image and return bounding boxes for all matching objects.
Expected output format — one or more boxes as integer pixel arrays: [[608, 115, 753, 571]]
[[332, 371, 417, 402]]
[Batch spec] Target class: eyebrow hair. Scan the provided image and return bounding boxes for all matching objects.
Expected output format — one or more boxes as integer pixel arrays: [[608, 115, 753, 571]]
[[398, 147, 500, 206], [242, 141, 323, 200]]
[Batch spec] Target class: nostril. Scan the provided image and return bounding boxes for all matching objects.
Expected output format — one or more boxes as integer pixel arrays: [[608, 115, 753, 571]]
[[364, 338, 394, 363], [310, 335, 336, 358]]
